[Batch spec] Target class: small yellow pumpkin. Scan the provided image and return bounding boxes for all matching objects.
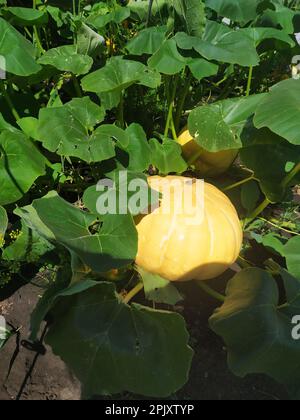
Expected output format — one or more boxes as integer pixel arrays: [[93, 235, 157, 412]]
[[178, 128, 238, 178], [135, 176, 243, 282]]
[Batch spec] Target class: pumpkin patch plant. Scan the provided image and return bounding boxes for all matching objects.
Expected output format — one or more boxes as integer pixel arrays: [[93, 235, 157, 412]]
[[1, 0, 300, 400]]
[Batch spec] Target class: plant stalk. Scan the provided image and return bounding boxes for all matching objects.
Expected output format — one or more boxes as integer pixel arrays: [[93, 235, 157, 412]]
[[174, 70, 192, 132], [244, 197, 271, 227], [196, 280, 225, 303], [246, 66, 253, 96], [0, 83, 20, 121], [117, 92, 125, 129], [281, 161, 300, 189], [123, 283, 144, 304], [73, 76, 83, 98], [223, 175, 255, 192], [164, 75, 179, 137]]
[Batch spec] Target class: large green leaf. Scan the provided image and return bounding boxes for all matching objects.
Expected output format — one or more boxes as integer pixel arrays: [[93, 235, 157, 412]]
[[83, 171, 157, 217], [0, 113, 16, 132], [206, 0, 263, 23], [240, 134, 300, 202], [254, 79, 300, 146], [187, 58, 218, 81], [38, 45, 93, 75], [77, 23, 105, 57], [125, 123, 151, 172], [126, 26, 167, 55], [260, 4, 295, 34], [17, 191, 138, 273], [188, 94, 266, 152], [30, 264, 74, 341], [0, 130, 46, 206], [1, 7, 48, 26], [210, 268, 300, 399], [175, 21, 259, 67], [174, 0, 206, 37], [243, 27, 294, 47], [86, 7, 130, 29], [148, 39, 187, 75], [0, 17, 41, 76], [81, 56, 161, 93], [46, 280, 193, 398], [37, 97, 121, 162]]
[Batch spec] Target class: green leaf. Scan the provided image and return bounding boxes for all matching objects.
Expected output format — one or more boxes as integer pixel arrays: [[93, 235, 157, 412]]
[[283, 236, 300, 280], [206, 0, 263, 23], [46, 281, 193, 398], [261, 4, 295, 34], [149, 138, 188, 174], [30, 264, 73, 341], [241, 181, 260, 213], [76, 23, 105, 57], [125, 123, 151, 172], [137, 267, 183, 305], [240, 131, 300, 202], [0, 113, 16, 132], [17, 117, 39, 140], [175, 21, 259, 67], [188, 94, 266, 152], [37, 97, 117, 163], [98, 90, 122, 111], [17, 191, 138, 273], [126, 26, 167, 55], [187, 58, 218, 81], [83, 171, 157, 217], [86, 7, 130, 29], [2, 220, 54, 263], [173, 0, 206, 37], [0, 17, 41, 76], [148, 39, 187, 75], [81, 56, 161, 93], [243, 27, 294, 47], [0, 130, 46, 206], [250, 232, 285, 256], [38, 45, 93, 75], [210, 268, 300, 398], [1, 7, 48, 26], [254, 79, 300, 146]]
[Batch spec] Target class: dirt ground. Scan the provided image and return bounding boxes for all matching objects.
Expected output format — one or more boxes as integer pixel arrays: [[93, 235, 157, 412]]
[[0, 284, 81, 400], [0, 281, 288, 401]]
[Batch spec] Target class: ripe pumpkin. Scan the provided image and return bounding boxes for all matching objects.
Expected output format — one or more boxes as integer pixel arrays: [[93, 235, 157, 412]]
[[135, 176, 243, 282], [177, 128, 238, 178]]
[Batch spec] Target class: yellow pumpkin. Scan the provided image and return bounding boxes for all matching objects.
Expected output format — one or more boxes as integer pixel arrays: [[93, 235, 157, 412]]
[[135, 176, 243, 282], [178, 128, 238, 178]]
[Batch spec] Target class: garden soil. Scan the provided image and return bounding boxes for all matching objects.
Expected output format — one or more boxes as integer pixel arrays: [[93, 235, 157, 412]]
[[0, 281, 288, 401]]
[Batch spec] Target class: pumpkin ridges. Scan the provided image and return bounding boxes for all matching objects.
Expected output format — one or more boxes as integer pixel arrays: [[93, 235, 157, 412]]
[[135, 176, 242, 282]]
